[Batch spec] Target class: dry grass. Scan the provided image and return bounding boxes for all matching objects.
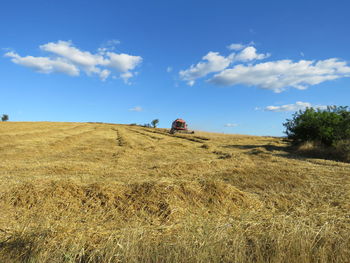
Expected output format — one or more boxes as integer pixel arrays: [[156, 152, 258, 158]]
[[0, 122, 349, 262], [296, 140, 350, 162]]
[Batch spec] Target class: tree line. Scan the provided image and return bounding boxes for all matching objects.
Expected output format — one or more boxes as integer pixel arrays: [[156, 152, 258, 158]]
[[284, 106, 350, 161], [130, 119, 159, 128]]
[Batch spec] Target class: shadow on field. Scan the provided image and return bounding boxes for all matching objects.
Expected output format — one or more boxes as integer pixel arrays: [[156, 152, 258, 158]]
[[223, 144, 290, 152], [222, 143, 313, 161], [223, 143, 349, 163]]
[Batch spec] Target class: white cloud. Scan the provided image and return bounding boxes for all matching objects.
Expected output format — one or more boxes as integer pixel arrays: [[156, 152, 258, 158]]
[[5, 40, 142, 82], [179, 52, 232, 86], [166, 66, 173, 73], [99, 69, 111, 81], [179, 45, 268, 86], [106, 52, 142, 72], [224, 123, 238, 127], [187, 80, 195, 86], [210, 58, 350, 93], [40, 41, 105, 74], [180, 44, 350, 92], [227, 43, 245, 51], [264, 101, 328, 112], [129, 106, 143, 112], [233, 46, 270, 62], [120, 71, 133, 84], [4, 51, 79, 76]]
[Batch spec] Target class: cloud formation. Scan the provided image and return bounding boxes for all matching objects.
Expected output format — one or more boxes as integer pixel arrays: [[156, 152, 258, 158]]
[[264, 101, 327, 112], [233, 46, 270, 62], [180, 44, 350, 92], [211, 59, 350, 93], [120, 72, 134, 84], [179, 52, 232, 86], [227, 43, 245, 51], [5, 51, 79, 76], [224, 123, 238, 127], [179, 45, 269, 86], [129, 106, 143, 112], [5, 40, 142, 82]]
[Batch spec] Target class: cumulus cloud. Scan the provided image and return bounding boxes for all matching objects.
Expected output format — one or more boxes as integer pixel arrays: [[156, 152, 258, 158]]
[[180, 44, 350, 91], [224, 123, 238, 127], [106, 52, 142, 72], [210, 58, 350, 92], [129, 106, 143, 112], [179, 52, 233, 86], [120, 71, 133, 84], [233, 46, 270, 62], [40, 41, 105, 74], [179, 45, 269, 86], [5, 51, 79, 76], [4, 40, 142, 82], [227, 43, 245, 51], [264, 101, 327, 112], [99, 69, 111, 81]]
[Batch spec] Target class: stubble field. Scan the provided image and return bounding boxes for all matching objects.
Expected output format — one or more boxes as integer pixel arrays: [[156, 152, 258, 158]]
[[0, 122, 349, 262]]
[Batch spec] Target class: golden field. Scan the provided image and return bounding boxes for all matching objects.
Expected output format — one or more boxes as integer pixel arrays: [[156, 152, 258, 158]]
[[0, 122, 349, 263]]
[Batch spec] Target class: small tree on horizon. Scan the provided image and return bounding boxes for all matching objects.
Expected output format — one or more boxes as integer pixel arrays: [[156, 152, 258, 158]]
[[151, 119, 159, 128], [1, 114, 9, 122]]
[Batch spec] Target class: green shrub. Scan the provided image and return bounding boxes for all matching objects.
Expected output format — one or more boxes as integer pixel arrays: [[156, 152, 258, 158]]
[[1, 114, 9, 121], [283, 106, 350, 146]]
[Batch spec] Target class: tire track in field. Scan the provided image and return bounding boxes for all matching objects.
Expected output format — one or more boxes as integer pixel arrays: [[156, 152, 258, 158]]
[[48, 129, 96, 148], [112, 128, 128, 147], [120, 127, 161, 150], [130, 128, 232, 160], [123, 127, 230, 174], [126, 128, 164, 141], [139, 128, 208, 143], [110, 127, 160, 170], [135, 127, 221, 158], [110, 127, 134, 165]]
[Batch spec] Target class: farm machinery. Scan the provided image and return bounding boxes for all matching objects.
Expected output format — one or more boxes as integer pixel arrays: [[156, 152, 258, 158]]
[[170, 118, 194, 134]]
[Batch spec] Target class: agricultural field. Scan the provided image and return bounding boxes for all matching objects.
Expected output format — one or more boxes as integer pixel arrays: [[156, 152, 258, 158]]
[[0, 122, 349, 262]]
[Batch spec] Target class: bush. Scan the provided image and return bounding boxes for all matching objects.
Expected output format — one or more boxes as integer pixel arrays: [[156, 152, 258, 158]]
[[1, 114, 9, 121], [283, 106, 350, 146]]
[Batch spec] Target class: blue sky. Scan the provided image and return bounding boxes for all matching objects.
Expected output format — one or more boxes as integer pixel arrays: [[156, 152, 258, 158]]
[[1, 0, 350, 136]]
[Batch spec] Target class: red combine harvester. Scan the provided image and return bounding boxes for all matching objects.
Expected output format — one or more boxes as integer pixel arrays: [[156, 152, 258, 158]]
[[170, 119, 194, 134]]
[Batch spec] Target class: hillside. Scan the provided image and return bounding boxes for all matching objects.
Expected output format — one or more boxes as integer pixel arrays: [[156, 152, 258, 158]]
[[0, 122, 349, 262]]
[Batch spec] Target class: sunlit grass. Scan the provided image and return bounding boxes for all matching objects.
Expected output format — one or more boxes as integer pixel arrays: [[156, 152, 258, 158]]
[[0, 122, 349, 262]]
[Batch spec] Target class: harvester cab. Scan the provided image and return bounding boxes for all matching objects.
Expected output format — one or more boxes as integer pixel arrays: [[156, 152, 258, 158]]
[[170, 119, 194, 134]]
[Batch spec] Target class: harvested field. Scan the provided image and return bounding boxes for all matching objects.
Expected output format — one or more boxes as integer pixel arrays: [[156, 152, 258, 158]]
[[0, 122, 349, 262]]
